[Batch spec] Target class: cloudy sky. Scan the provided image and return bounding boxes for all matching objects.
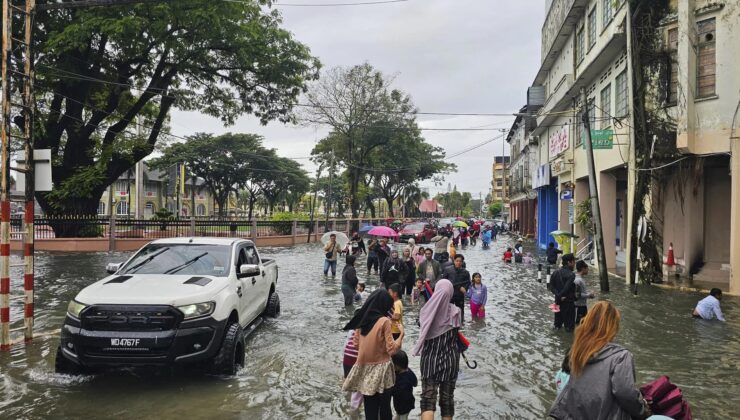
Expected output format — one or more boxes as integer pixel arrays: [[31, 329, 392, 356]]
[[170, 0, 547, 198]]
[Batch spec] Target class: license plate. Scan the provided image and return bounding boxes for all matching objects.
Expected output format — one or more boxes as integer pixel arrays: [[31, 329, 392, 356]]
[[110, 338, 141, 347]]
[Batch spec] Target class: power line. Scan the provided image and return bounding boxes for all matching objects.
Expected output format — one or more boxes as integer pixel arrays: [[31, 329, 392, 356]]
[[224, 0, 408, 6]]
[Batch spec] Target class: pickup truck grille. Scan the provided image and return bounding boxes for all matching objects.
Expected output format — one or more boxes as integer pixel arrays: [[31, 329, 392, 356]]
[[81, 305, 182, 332]]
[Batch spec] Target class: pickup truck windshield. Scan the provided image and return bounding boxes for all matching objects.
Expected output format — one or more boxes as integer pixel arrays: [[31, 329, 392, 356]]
[[120, 244, 232, 276]]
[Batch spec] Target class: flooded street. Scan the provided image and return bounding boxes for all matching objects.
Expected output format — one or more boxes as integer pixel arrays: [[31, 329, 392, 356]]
[[1, 238, 739, 419]]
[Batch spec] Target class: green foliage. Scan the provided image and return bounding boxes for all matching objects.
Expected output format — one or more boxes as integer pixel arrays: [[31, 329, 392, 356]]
[[77, 223, 104, 238], [488, 202, 503, 217], [575, 199, 594, 235], [435, 187, 472, 216], [33, 0, 319, 220], [271, 212, 309, 222], [306, 64, 453, 217]]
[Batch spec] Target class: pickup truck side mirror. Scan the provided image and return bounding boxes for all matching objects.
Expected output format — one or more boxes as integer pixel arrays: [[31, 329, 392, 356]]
[[106, 262, 123, 274], [239, 264, 260, 278]]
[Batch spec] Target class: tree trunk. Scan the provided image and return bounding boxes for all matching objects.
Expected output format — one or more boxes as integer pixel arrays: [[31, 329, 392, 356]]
[[385, 197, 394, 217]]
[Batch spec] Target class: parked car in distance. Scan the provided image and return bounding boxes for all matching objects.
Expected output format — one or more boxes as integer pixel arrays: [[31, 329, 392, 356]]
[[55, 237, 280, 376], [399, 222, 437, 243]]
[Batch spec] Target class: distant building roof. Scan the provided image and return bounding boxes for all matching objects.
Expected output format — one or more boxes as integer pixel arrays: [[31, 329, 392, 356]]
[[419, 199, 441, 213]]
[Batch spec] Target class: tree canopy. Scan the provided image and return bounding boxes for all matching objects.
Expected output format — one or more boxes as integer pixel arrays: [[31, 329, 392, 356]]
[[306, 63, 454, 217], [31, 0, 319, 217], [152, 132, 310, 217]]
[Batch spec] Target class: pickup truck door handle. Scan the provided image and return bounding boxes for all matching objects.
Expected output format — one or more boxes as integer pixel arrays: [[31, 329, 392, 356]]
[[236, 286, 243, 298], [251, 278, 257, 285], [261, 271, 265, 277]]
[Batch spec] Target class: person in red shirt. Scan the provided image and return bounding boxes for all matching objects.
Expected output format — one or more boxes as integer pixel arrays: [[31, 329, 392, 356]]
[[503, 247, 513, 263]]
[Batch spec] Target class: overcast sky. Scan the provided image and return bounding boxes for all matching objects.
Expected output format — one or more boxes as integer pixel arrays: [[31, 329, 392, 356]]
[[170, 0, 546, 199]]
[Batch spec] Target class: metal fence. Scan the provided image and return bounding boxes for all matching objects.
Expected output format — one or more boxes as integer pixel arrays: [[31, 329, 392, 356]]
[[10, 216, 409, 240]]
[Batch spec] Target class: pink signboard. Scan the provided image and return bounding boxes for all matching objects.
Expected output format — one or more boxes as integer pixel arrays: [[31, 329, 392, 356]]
[[548, 126, 569, 158]]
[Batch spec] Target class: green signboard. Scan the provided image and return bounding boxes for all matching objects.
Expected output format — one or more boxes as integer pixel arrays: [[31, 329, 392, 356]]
[[584, 129, 614, 149]]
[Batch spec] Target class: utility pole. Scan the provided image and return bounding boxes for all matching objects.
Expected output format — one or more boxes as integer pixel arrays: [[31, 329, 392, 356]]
[[581, 89, 610, 292], [308, 165, 323, 242]]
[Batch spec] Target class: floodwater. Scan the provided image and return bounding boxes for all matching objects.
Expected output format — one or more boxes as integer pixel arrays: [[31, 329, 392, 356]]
[[0, 237, 738, 419]]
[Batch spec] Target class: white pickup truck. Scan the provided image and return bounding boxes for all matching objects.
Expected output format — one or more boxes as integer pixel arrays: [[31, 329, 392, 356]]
[[55, 237, 279, 375]]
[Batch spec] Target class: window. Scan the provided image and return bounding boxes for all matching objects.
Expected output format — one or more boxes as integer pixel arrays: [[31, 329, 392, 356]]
[[576, 26, 585, 63], [667, 27, 678, 104], [115, 180, 129, 194], [145, 181, 158, 195], [196, 204, 206, 216], [600, 84, 611, 128], [696, 18, 716, 98], [615, 70, 628, 117], [116, 201, 130, 216], [98, 202, 106, 215], [588, 7, 597, 49], [602, 0, 613, 27], [145, 202, 155, 218]]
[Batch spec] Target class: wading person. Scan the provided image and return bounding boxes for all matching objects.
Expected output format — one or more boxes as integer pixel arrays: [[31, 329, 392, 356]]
[[402, 248, 416, 297], [693, 288, 725, 321], [377, 238, 392, 269], [347, 231, 367, 256], [573, 260, 595, 325], [549, 301, 651, 419], [550, 254, 576, 331], [367, 238, 380, 275], [433, 234, 449, 263], [413, 279, 461, 420], [343, 290, 404, 420], [323, 233, 340, 277], [388, 284, 404, 340], [342, 255, 361, 306], [381, 250, 405, 290], [417, 248, 442, 287], [466, 272, 487, 319], [448, 254, 471, 323], [546, 242, 563, 266]]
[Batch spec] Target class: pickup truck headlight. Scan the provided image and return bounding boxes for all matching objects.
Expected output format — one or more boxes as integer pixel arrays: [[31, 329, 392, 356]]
[[67, 300, 88, 319], [177, 302, 215, 320]]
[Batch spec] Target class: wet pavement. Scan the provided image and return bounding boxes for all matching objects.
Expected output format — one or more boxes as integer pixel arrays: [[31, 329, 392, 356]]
[[0, 237, 738, 419]]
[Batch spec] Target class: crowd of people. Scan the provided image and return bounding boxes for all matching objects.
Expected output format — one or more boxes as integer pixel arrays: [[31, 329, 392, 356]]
[[320, 219, 724, 419]]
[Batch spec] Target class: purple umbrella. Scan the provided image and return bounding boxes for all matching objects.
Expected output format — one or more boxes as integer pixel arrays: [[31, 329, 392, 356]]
[[368, 226, 399, 237]]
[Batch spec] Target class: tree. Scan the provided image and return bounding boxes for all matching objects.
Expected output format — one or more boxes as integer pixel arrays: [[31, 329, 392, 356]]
[[435, 187, 471, 216], [304, 64, 416, 217], [32, 1, 319, 225], [153, 133, 269, 217], [488, 202, 503, 217]]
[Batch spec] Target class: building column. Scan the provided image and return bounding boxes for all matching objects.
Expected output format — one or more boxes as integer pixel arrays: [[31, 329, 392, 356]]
[[729, 153, 739, 294], [599, 172, 617, 270]]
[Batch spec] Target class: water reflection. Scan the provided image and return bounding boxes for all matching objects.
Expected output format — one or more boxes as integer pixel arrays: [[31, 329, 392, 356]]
[[0, 240, 737, 418]]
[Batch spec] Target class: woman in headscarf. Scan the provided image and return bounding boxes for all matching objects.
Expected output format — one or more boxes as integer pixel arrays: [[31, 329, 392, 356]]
[[413, 279, 461, 420], [402, 248, 416, 297], [343, 289, 404, 420]]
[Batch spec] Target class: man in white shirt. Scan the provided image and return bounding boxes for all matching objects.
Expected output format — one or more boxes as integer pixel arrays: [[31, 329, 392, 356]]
[[693, 288, 725, 321]]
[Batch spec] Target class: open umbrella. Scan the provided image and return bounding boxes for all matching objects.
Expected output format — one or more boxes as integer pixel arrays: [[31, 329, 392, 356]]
[[549, 230, 579, 238], [368, 226, 399, 237], [452, 221, 469, 228], [359, 224, 374, 234], [455, 216, 465, 221], [321, 231, 350, 249], [391, 220, 403, 225]]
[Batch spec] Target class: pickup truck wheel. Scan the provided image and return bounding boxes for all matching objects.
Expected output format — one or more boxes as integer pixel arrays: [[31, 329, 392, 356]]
[[55, 345, 84, 375], [208, 322, 245, 375], [264, 292, 280, 318]]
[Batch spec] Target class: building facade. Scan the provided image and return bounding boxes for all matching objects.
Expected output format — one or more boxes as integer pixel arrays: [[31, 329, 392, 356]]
[[507, 106, 538, 238], [99, 161, 215, 219], [521, 0, 739, 293], [491, 156, 510, 217]]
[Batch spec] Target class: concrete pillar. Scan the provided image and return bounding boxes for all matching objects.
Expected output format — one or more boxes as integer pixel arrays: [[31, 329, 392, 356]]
[[599, 172, 617, 269], [676, 0, 697, 152], [682, 172, 705, 277], [731, 152, 740, 294]]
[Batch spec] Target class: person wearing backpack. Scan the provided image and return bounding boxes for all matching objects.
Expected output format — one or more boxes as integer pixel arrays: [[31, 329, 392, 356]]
[[549, 301, 651, 420]]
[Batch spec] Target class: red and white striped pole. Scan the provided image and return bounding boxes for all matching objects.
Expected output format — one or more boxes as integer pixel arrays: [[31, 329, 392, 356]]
[[0, 0, 12, 351], [23, 201, 33, 341]]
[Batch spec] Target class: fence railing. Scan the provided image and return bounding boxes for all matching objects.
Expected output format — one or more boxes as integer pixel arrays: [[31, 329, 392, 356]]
[[10, 216, 416, 240]]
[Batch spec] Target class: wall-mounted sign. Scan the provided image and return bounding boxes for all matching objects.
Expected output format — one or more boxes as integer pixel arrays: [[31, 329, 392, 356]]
[[584, 129, 614, 149], [532, 164, 551, 189], [568, 201, 575, 225], [560, 189, 573, 201], [550, 157, 569, 176], [549, 125, 569, 158]]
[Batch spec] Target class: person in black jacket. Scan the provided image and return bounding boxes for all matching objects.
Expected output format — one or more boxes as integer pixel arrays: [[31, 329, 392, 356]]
[[381, 250, 406, 289], [446, 254, 471, 323], [341, 255, 360, 306], [550, 253, 576, 331], [391, 350, 418, 420]]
